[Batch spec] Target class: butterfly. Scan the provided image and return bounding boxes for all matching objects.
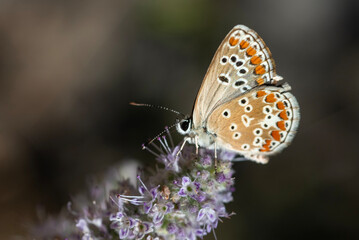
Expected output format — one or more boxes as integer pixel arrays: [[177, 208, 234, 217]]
[[175, 25, 300, 164]]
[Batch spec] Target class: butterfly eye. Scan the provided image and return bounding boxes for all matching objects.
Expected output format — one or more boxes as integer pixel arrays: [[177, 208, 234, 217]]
[[176, 118, 192, 135]]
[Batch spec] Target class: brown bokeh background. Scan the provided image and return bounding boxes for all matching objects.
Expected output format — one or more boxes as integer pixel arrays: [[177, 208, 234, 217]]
[[0, 0, 358, 239]]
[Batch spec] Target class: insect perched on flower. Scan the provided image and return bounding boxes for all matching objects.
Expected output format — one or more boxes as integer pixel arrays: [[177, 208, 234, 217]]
[[134, 25, 300, 165]]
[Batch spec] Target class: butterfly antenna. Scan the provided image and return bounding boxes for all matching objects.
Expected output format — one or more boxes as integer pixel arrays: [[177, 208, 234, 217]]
[[130, 102, 185, 117], [142, 123, 177, 150]]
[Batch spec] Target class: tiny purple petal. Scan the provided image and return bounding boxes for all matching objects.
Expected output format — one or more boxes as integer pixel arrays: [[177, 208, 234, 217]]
[[119, 228, 129, 239], [201, 154, 212, 165], [167, 223, 178, 234], [136, 232, 145, 240], [206, 224, 212, 233], [182, 176, 191, 186], [194, 182, 200, 190], [150, 186, 159, 198], [76, 219, 88, 232], [178, 188, 186, 197], [129, 218, 135, 228], [195, 192, 206, 202], [144, 201, 153, 214], [207, 209, 217, 223], [139, 186, 146, 195], [216, 172, 226, 183], [110, 212, 124, 221], [195, 228, 205, 236], [166, 202, 174, 213], [143, 222, 153, 233], [189, 205, 198, 214], [110, 221, 121, 229], [127, 230, 135, 239], [153, 212, 164, 224], [197, 209, 205, 221]]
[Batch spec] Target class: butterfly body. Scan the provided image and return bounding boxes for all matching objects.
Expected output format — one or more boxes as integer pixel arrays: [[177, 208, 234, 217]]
[[176, 25, 300, 163]]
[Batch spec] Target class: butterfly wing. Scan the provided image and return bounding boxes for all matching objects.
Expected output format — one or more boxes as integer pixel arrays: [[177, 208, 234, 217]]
[[206, 83, 300, 162], [192, 25, 280, 129]]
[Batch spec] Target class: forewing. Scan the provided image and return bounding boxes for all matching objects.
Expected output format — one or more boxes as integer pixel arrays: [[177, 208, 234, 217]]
[[206, 84, 300, 158], [193, 25, 280, 128]]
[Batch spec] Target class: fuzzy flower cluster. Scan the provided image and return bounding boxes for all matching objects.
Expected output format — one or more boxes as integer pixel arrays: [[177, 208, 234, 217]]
[[30, 130, 236, 240]]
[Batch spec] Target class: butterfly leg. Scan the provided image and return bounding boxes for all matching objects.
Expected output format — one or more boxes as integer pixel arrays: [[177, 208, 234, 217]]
[[195, 135, 199, 155], [214, 141, 218, 174], [176, 137, 190, 157]]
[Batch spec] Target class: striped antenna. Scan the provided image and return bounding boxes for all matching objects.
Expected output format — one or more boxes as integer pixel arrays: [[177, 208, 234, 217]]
[[142, 123, 178, 150], [130, 102, 185, 117]]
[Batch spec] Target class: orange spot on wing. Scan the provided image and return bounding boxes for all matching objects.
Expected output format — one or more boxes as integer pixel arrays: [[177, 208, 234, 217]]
[[279, 110, 289, 120], [229, 37, 239, 46], [260, 139, 271, 152], [277, 101, 285, 110], [256, 78, 265, 85], [277, 121, 286, 131], [250, 56, 262, 65], [240, 40, 249, 49], [255, 65, 266, 75], [271, 131, 281, 141], [246, 47, 256, 56], [265, 93, 277, 103], [256, 90, 267, 97]]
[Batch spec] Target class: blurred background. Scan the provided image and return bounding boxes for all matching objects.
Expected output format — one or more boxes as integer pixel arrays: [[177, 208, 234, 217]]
[[0, 0, 358, 239]]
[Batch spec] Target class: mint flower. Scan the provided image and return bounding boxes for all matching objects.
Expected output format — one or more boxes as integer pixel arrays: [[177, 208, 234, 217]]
[[29, 129, 236, 240]]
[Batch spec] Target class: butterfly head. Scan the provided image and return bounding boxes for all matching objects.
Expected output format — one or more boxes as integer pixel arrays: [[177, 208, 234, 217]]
[[176, 117, 192, 135]]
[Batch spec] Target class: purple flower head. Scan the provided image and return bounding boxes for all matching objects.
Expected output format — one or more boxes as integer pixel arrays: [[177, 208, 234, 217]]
[[31, 132, 236, 240]]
